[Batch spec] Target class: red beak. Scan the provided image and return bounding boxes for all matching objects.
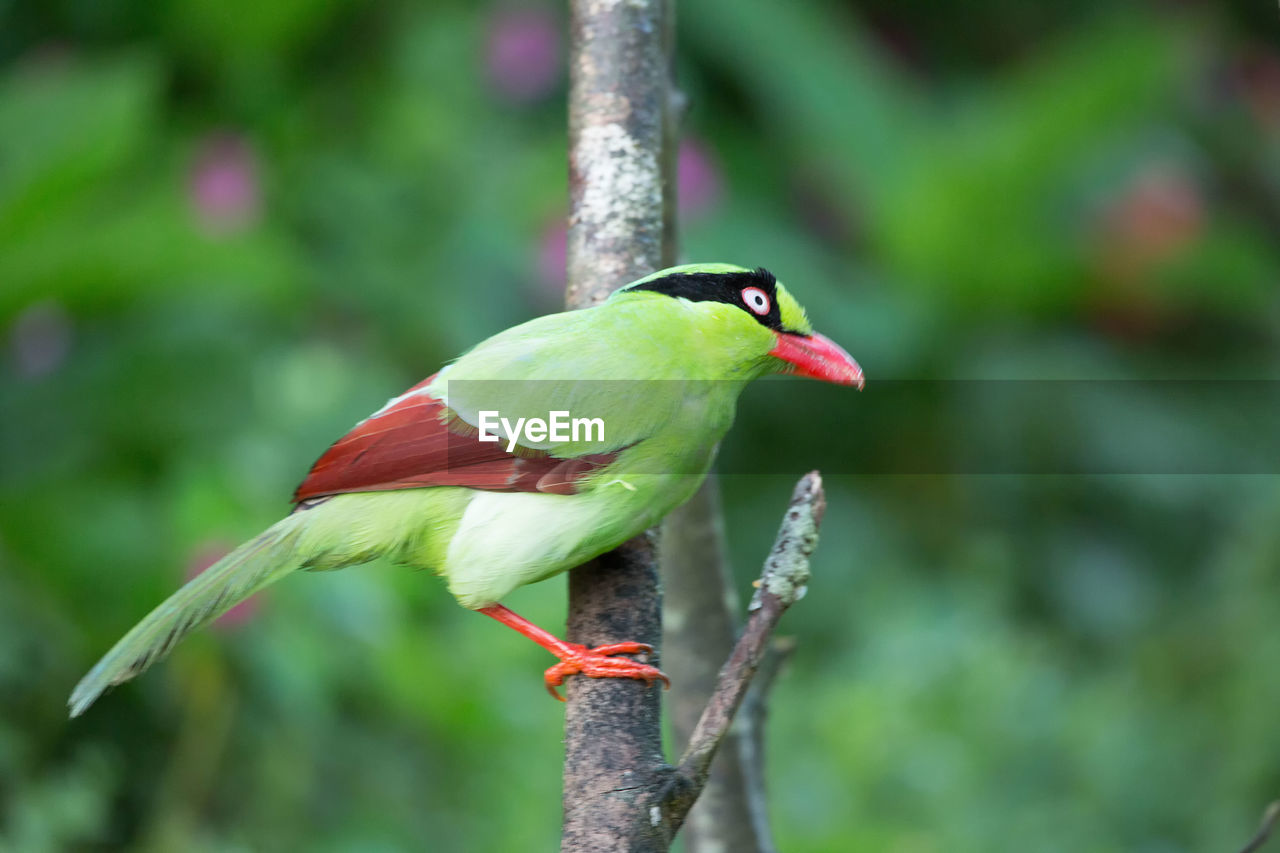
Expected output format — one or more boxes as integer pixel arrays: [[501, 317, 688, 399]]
[[769, 331, 865, 389]]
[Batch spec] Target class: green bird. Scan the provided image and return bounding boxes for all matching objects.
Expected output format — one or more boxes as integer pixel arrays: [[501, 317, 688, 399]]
[[69, 263, 862, 716]]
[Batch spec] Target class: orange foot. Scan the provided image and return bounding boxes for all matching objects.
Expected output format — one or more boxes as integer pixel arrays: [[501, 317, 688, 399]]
[[544, 642, 670, 701], [477, 604, 672, 701]]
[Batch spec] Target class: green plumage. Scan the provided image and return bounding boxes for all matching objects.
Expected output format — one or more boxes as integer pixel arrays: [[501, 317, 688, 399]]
[[70, 264, 843, 715], [69, 515, 308, 717]]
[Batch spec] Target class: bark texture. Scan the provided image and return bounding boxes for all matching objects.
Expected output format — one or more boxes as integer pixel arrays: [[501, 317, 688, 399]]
[[562, 1, 817, 848], [562, 0, 675, 850]]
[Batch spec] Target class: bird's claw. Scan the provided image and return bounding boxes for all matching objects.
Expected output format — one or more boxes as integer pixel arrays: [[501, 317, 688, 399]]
[[543, 642, 670, 701]]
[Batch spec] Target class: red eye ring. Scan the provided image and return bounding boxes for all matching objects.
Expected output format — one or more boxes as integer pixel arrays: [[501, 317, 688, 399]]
[[741, 286, 770, 316]]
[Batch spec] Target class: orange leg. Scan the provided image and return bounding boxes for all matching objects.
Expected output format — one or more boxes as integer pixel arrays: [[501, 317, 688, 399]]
[[478, 604, 670, 701]]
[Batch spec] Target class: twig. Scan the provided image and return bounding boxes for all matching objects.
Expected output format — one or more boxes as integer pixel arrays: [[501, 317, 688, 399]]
[[1239, 802, 1280, 853], [661, 472, 827, 835], [736, 636, 796, 853], [661, 480, 770, 853]]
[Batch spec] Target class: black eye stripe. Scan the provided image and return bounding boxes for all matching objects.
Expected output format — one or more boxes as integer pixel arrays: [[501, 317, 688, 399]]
[[627, 267, 783, 330]]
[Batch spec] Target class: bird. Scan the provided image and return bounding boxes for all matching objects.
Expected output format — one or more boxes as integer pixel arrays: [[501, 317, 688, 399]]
[[68, 263, 863, 716]]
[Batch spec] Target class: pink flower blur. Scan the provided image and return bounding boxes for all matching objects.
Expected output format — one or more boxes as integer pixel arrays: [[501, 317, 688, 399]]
[[539, 219, 567, 290], [1097, 162, 1204, 276], [486, 7, 562, 104], [678, 138, 723, 220], [188, 134, 260, 235]]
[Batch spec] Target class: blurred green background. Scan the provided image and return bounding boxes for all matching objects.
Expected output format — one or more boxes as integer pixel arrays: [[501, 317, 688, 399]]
[[3, 0, 1280, 850]]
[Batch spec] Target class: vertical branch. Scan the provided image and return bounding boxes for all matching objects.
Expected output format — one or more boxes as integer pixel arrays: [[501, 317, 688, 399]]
[[564, 0, 668, 310], [562, 1, 674, 851], [562, 2, 809, 847], [734, 637, 794, 852]]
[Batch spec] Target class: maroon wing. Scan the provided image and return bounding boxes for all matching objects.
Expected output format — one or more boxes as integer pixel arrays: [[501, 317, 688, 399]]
[[292, 374, 616, 502]]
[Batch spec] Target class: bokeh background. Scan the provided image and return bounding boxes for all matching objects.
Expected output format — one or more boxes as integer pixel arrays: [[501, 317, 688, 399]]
[[3, 0, 1280, 850]]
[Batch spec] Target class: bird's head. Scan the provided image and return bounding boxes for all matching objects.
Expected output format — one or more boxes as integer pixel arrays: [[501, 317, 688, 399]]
[[614, 263, 864, 388]]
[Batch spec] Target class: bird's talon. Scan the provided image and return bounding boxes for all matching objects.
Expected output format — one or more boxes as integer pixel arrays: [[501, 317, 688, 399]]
[[545, 676, 568, 702], [542, 641, 668, 699]]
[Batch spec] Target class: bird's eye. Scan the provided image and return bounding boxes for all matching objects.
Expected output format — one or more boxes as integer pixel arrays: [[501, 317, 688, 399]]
[[741, 287, 770, 316]]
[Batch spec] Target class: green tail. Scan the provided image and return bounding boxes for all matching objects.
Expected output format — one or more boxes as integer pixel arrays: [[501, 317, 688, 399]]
[[68, 513, 310, 717]]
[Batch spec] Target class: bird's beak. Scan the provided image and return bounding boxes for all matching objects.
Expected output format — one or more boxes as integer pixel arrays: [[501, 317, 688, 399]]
[[769, 331, 865, 389]]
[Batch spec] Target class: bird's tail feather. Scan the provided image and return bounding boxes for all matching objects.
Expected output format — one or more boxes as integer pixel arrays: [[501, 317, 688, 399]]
[[68, 513, 309, 717]]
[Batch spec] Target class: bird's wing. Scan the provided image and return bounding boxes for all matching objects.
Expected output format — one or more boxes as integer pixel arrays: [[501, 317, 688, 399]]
[[296, 301, 726, 503], [293, 374, 621, 502]]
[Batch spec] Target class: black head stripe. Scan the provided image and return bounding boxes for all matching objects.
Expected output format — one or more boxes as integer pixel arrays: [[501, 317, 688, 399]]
[[627, 267, 782, 330]]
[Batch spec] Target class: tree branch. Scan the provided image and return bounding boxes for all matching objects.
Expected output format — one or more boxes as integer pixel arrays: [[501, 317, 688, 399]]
[[561, 0, 674, 850], [735, 636, 796, 853], [661, 472, 827, 836], [564, 0, 669, 311], [662, 479, 779, 853], [1238, 802, 1280, 853], [561, 2, 818, 846]]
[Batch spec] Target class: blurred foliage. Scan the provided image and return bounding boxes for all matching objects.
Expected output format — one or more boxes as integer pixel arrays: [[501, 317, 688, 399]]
[[2, 0, 1280, 850]]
